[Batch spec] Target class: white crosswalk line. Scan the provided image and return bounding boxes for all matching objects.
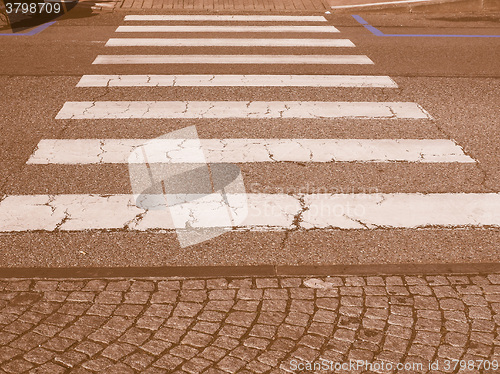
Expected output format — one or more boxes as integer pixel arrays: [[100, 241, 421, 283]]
[[105, 38, 356, 47], [92, 55, 374, 65], [116, 25, 340, 33], [77, 75, 398, 88], [10, 13, 487, 237], [0, 193, 498, 232], [124, 15, 328, 22], [27, 139, 474, 164], [55, 101, 431, 119]]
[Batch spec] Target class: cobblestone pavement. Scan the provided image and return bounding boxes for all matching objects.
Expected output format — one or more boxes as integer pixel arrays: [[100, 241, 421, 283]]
[[117, 0, 331, 12], [1, 274, 500, 373]]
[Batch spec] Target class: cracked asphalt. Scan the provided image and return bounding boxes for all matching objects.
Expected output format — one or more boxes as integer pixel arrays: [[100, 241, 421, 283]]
[[0, 11, 499, 267], [0, 5, 500, 374]]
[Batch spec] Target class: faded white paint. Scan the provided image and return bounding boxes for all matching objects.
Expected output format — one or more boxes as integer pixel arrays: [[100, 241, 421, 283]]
[[105, 38, 355, 47], [55, 101, 430, 119], [331, 0, 433, 9], [92, 55, 374, 65], [0, 193, 498, 232], [115, 25, 339, 33], [123, 15, 328, 21], [300, 193, 500, 229], [28, 139, 474, 164], [77, 74, 398, 88]]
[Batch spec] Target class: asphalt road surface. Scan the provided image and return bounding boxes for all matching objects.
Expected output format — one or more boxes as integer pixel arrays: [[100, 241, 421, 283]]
[[0, 11, 499, 269]]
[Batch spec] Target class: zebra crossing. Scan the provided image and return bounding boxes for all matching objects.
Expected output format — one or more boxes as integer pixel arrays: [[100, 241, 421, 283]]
[[1, 14, 499, 236]]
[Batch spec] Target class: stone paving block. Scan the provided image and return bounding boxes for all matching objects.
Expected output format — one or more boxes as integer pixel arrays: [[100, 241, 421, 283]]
[[228, 279, 252, 289], [243, 337, 270, 350], [487, 274, 500, 284], [469, 306, 493, 319], [0, 347, 22, 363], [206, 279, 228, 290], [106, 281, 131, 291], [105, 363, 135, 374], [290, 288, 314, 300], [3, 320, 32, 334], [42, 291, 68, 303], [136, 316, 165, 330], [208, 290, 236, 301], [170, 345, 199, 360], [82, 280, 107, 291], [33, 281, 59, 292], [87, 326, 122, 344], [199, 346, 227, 362], [245, 360, 271, 373], [219, 324, 247, 339], [213, 336, 239, 350], [165, 317, 195, 329], [95, 291, 122, 304], [180, 290, 207, 303], [182, 280, 206, 290], [101, 342, 136, 360], [4, 281, 32, 292], [416, 309, 441, 320], [114, 304, 144, 317], [279, 278, 302, 288], [82, 357, 114, 371], [182, 357, 211, 373], [41, 337, 76, 352], [118, 327, 151, 345], [339, 306, 363, 317], [229, 345, 260, 361], [130, 280, 155, 292], [261, 299, 287, 312], [289, 300, 314, 314], [85, 303, 116, 317], [59, 324, 95, 340], [237, 289, 263, 300], [226, 311, 256, 327], [255, 278, 279, 289], [123, 352, 155, 370], [143, 304, 174, 318], [155, 281, 179, 291], [124, 291, 151, 304], [53, 350, 87, 368], [74, 340, 104, 356], [2, 274, 500, 373], [30, 362, 66, 374], [182, 331, 213, 347], [340, 286, 363, 296]]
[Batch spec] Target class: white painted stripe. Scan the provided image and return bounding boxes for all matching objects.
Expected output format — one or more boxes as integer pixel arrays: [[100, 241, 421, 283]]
[[55, 101, 431, 119], [124, 15, 328, 22], [77, 75, 398, 88], [331, 0, 433, 9], [0, 193, 498, 231], [105, 38, 355, 47], [28, 139, 474, 164], [92, 55, 374, 65], [116, 25, 339, 33]]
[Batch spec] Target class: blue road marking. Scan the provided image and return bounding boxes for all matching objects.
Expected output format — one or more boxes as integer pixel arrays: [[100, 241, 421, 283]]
[[0, 21, 56, 36], [352, 15, 500, 38]]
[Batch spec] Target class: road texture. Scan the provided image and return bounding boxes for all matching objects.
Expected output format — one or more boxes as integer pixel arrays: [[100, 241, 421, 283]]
[[0, 11, 499, 267]]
